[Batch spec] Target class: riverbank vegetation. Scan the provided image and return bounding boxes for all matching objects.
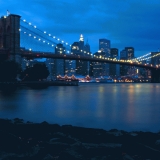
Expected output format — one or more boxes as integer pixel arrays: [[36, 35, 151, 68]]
[[0, 60, 49, 82]]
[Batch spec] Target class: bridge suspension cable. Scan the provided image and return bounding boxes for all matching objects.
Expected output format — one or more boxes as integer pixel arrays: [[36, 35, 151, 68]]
[[20, 18, 71, 50], [131, 52, 160, 62], [131, 52, 151, 61], [20, 18, 160, 61], [20, 25, 57, 48]]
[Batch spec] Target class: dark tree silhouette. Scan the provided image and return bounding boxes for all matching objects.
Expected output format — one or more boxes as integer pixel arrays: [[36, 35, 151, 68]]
[[21, 63, 49, 81], [0, 60, 21, 82]]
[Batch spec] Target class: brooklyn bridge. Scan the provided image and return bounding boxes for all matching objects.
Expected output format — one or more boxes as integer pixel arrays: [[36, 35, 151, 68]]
[[0, 13, 160, 82]]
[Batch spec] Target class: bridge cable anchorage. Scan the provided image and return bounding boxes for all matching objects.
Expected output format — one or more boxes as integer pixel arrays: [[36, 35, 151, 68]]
[[20, 19, 71, 50]]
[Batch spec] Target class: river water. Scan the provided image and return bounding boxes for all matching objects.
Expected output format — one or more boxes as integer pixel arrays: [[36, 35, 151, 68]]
[[0, 83, 160, 132]]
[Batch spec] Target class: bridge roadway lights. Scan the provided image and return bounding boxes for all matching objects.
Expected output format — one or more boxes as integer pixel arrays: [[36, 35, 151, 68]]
[[151, 69, 160, 83], [20, 52, 160, 83]]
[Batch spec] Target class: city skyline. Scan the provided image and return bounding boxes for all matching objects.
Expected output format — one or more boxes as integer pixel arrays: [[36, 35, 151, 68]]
[[1, 0, 160, 56]]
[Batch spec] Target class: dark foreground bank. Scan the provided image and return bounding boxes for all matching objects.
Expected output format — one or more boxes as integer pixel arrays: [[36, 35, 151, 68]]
[[0, 118, 160, 160]]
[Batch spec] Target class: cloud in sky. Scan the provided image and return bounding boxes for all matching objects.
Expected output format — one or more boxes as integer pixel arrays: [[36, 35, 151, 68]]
[[1, 0, 160, 56]]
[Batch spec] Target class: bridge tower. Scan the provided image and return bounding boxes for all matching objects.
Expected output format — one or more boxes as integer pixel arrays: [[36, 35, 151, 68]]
[[0, 14, 21, 61]]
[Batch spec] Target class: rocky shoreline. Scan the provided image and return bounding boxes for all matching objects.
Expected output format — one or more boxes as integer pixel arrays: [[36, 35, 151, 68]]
[[0, 118, 160, 160]]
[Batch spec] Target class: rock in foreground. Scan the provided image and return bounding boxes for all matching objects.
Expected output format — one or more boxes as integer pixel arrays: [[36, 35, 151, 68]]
[[0, 118, 160, 160]]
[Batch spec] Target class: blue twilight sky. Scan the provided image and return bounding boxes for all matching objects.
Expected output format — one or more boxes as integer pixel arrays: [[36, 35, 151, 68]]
[[1, 0, 160, 57]]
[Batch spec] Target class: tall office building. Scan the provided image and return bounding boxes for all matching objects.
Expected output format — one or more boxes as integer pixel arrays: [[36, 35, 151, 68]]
[[54, 43, 65, 77], [120, 47, 135, 76], [125, 47, 135, 77], [92, 50, 106, 77], [71, 42, 80, 55], [120, 49, 128, 76], [120, 47, 134, 60], [99, 39, 110, 57], [45, 58, 55, 80], [83, 40, 90, 55], [55, 43, 65, 54], [71, 35, 90, 76], [65, 59, 75, 76], [125, 47, 134, 59], [99, 38, 111, 76], [70, 42, 79, 75], [79, 34, 84, 53], [109, 48, 118, 77], [46, 43, 65, 79]]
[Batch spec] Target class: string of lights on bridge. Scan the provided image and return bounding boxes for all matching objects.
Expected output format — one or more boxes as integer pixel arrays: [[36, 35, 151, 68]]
[[132, 52, 151, 61], [20, 28, 54, 47], [131, 52, 160, 62], [92, 55, 160, 68], [20, 27, 71, 53], [20, 26, 71, 53], [20, 19, 72, 49], [20, 18, 160, 63], [20, 18, 91, 55]]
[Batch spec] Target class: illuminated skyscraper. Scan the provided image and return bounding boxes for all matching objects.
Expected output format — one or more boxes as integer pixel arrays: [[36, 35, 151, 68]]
[[71, 42, 79, 55], [120, 47, 135, 76], [92, 50, 106, 77], [120, 49, 128, 76], [79, 34, 84, 53], [99, 39, 110, 57], [54, 43, 65, 77], [83, 40, 90, 54], [125, 47, 134, 59], [55, 43, 65, 55], [99, 38, 111, 76], [71, 35, 90, 76]]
